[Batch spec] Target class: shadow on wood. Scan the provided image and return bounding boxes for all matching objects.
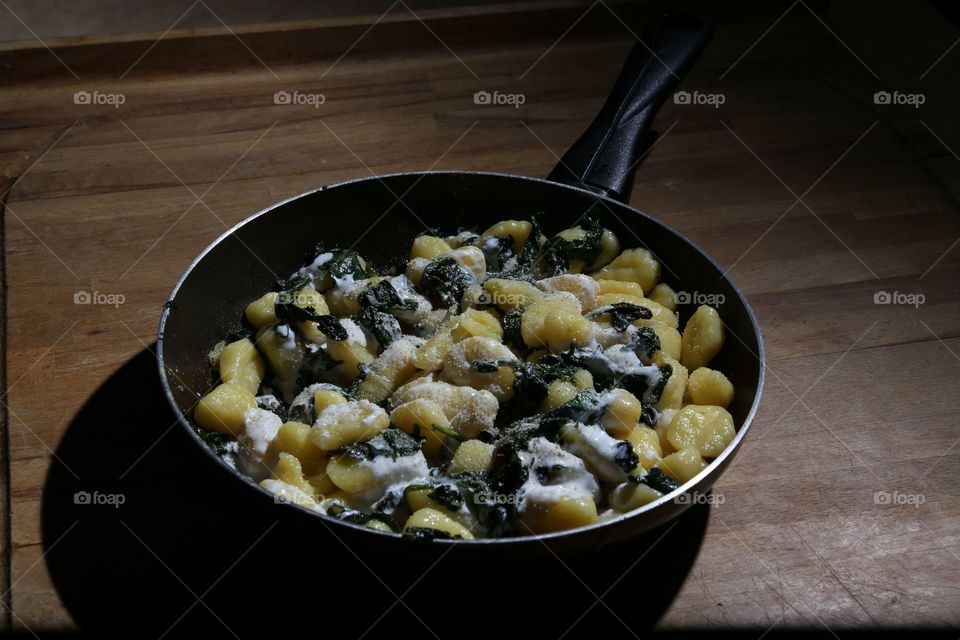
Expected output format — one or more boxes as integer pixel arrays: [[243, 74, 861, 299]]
[[41, 346, 708, 638]]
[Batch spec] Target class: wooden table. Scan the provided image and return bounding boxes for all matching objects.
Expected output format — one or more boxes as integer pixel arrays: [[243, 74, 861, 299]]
[[2, 0, 958, 632]]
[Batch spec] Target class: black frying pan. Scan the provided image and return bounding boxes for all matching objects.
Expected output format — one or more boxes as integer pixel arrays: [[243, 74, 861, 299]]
[[158, 12, 764, 554]]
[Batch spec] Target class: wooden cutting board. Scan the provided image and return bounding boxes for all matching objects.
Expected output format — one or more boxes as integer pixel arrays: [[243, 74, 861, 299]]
[[1, 0, 958, 631]]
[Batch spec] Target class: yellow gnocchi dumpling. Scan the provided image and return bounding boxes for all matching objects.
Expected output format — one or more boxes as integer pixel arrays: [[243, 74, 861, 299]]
[[521, 497, 598, 534], [681, 305, 725, 370], [194, 383, 256, 435], [218, 338, 265, 394], [666, 405, 735, 458], [647, 282, 677, 312], [404, 508, 475, 539], [311, 400, 389, 451], [451, 308, 503, 342], [482, 278, 544, 310], [655, 356, 688, 411], [600, 389, 643, 436], [480, 219, 533, 249], [355, 338, 419, 403], [656, 445, 706, 484], [245, 292, 279, 329], [520, 294, 593, 352], [592, 247, 660, 293], [447, 439, 495, 474], [609, 481, 663, 512], [624, 425, 663, 470], [412, 328, 455, 372], [411, 235, 452, 261], [390, 398, 452, 457], [639, 320, 681, 361], [540, 379, 579, 411], [440, 336, 516, 401], [686, 367, 735, 408], [536, 274, 599, 311]]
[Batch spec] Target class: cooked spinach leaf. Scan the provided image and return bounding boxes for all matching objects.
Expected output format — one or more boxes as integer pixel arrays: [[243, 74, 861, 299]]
[[420, 257, 476, 307], [538, 216, 604, 276], [478, 235, 515, 273], [587, 303, 653, 331], [613, 440, 640, 474], [327, 250, 372, 281], [428, 484, 464, 512], [490, 388, 607, 494], [495, 216, 544, 279], [629, 326, 661, 362], [629, 467, 679, 494], [327, 502, 399, 531], [640, 404, 658, 427], [472, 356, 578, 421], [502, 308, 525, 350], [354, 306, 402, 348], [450, 470, 490, 494], [403, 527, 462, 541], [274, 302, 348, 341], [357, 280, 417, 312], [331, 427, 423, 461]]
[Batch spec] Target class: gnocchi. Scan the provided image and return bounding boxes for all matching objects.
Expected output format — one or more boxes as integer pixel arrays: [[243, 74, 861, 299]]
[[194, 217, 739, 539]]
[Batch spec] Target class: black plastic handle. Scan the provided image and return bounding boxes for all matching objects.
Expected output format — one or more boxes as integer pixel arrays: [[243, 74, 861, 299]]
[[547, 12, 713, 203]]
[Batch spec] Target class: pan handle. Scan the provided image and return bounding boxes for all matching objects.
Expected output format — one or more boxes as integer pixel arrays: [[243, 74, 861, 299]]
[[547, 12, 713, 203]]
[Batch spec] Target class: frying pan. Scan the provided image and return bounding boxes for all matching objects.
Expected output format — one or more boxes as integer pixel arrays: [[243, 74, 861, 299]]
[[157, 12, 764, 553]]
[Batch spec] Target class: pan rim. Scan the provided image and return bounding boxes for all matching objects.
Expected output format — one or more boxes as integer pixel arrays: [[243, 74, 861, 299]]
[[157, 169, 766, 546]]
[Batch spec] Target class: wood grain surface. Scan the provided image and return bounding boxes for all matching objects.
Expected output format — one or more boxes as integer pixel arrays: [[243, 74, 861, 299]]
[[1, 0, 958, 632]]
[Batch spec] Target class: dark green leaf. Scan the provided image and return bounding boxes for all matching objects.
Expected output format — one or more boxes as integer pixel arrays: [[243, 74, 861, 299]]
[[428, 484, 464, 512], [354, 307, 402, 348], [274, 302, 349, 341], [613, 440, 640, 474], [587, 303, 653, 331], [331, 427, 424, 461], [420, 257, 476, 308], [403, 527, 462, 541], [477, 235, 515, 272], [630, 467, 679, 494], [502, 308, 525, 350], [358, 280, 417, 311]]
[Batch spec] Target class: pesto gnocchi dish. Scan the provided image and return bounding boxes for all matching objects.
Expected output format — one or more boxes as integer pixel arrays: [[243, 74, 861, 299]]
[[194, 217, 736, 540]]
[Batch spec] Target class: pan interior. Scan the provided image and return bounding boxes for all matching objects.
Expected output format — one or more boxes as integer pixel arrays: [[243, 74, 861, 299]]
[[159, 172, 763, 532]]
